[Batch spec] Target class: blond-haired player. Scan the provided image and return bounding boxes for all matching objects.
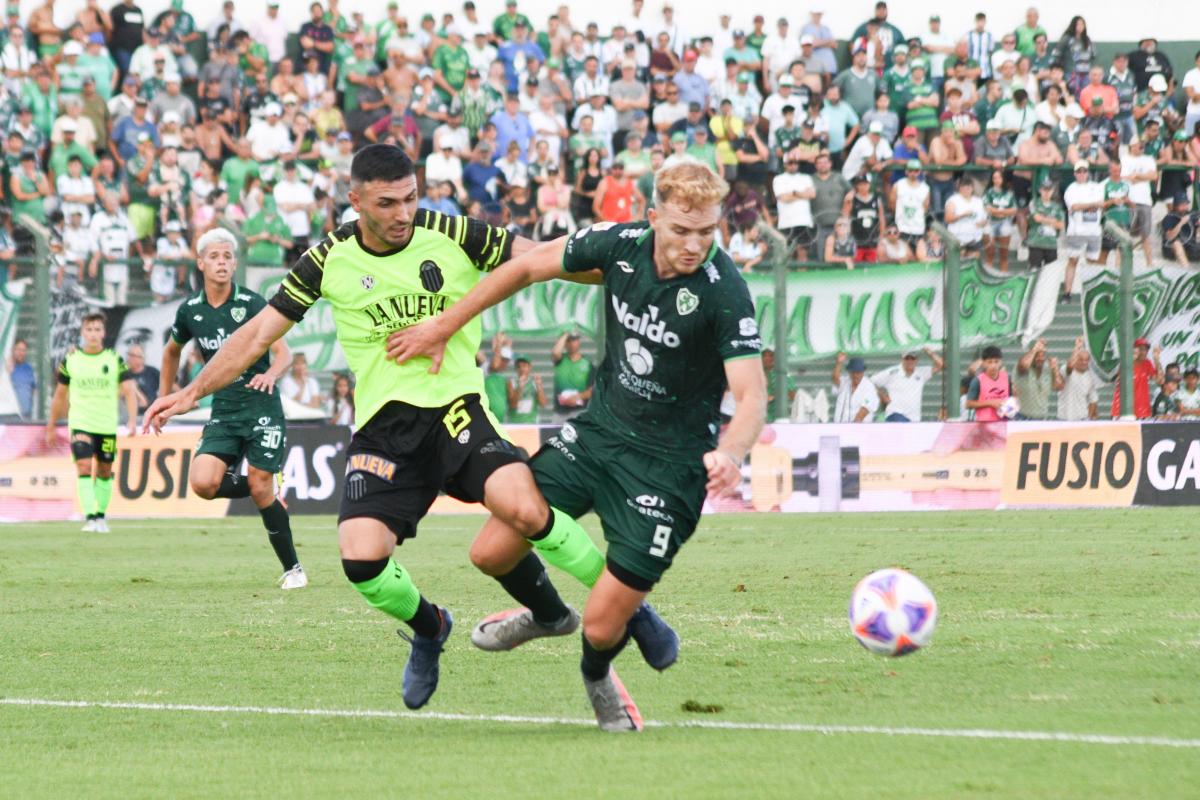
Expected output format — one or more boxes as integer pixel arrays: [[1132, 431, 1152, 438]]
[[386, 163, 767, 731]]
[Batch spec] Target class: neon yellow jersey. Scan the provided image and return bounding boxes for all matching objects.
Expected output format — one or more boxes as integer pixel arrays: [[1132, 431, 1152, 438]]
[[57, 348, 132, 434], [269, 211, 513, 427]]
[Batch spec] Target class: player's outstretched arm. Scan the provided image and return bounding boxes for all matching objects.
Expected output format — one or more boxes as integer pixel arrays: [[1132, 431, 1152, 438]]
[[704, 357, 767, 497], [142, 306, 295, 433], [386, 236, 571, 372]]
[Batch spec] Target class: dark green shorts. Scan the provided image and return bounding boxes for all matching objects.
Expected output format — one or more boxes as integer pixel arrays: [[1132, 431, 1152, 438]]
[[195, 413, 287, 474], [530, 416, 707, 586]]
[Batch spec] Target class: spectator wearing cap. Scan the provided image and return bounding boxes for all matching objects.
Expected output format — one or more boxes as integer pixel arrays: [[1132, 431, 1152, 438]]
[[1067, 129, 1109, 171], [833, 353, 879, 423], [693, 36, 721, 86], [774, 153, 816, 260], [944, 176, 987, 255], [1134, 74, 1177, 140], [1061, 160, 1104, 302], [666, 100, 707, 147], [873, 348, 942, 422], [761, 75, 802, 142], [551, 330, 594, 412], [76, 33, 117, 100], [129, 26, 178, 83], [800, 10, 837, 76], [1128, 38, 1173, 92], [48, 118, 99, 182], [1026, 178, 1065, 269], [340, 36, 380, 114], [493, 0, 532, 43], [242, 194, 292, 266], [1162, 192, 1199, 266], [890, 160, 929, 245], [297, 4, 335, 74], [882, 43, 911, 109], [218, 138, 258, 210], [723, 70, 761, 125], [149, 72, 195, 127], [673, 49, 708, 111], [1053, 101, 1084, 153], [820, 85, 860, 168], [425, 139, 466, 201], [497, 18, 544, 93], [761, 17, 800, 92], [609, 60, 649, 131], [56, 41, 90, 99], [250, 1, 288, 64], [991, 88, 1035, 146], [723, 29, 759, 74], [901, 60, 939, 146], [110, 96, 157, 166], [55, 154, 97, 225], [1104, 54, 1138, 145], [1158, 129, 1195, 201], [834, 45, 878, 120], [21, 66, 57, 139], [921, 15, 953, 89], [841, 174, 884, 262], [466, 29, 497, 75], [486, 90, 534, 163], [841, 119, 892, 182], [150, 219, 191, 302], [463, 142, 505, 203], [345, 69, 390, 142], [1110, 337, 1161, 420], [615, 131, 652, 180], [432, 26, 471, 102], [890, 126, 927, 182], [247, 101, 292, 163], [207, 0, 244, 45], [593, 160, 642, 223], [1121, 138, 1157, 263], [50, 96, 99, 154], [274, 160, 316, 260]]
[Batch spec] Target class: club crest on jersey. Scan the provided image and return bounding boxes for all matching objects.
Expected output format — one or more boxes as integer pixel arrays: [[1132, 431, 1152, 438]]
[[420, 260, 444, 293], [231, 307, 246, 323], [677, 288, 699, 316], [361, 275, 375, 290]]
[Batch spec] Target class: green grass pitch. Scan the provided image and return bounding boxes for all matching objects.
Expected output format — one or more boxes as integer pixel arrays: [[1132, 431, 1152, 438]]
[[1, 510, 1197, 799]]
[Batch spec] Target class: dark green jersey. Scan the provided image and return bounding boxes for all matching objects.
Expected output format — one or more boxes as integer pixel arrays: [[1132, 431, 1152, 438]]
[[1103, 179, 1132, 227], [561, 222, 761, 461], [1026, 197, 1064, 249], [170, 286, 282, 419], [57, 348, 132, 434]]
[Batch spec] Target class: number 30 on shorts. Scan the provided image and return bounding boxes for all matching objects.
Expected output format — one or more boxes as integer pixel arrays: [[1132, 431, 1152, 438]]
[[649, 524, 672, 558], [259, 429, 282, 448]]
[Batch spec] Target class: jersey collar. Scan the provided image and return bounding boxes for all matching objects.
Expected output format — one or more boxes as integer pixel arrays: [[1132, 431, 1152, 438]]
[[353, 221, 414, 258], [636, 228, 719, 282]]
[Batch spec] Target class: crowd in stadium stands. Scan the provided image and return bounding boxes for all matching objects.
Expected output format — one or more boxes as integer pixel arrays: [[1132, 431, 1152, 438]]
[[3, 1, 1200, 421]]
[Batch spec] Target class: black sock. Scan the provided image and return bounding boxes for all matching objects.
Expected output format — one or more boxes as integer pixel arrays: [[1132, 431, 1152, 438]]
[[407, 598, 442, 639], [527, 510, 555, 541], [259, 500, 298, 570], [495, 552, 570, 626], [214, 471, 251, 499], [580, 628, 631, 681]]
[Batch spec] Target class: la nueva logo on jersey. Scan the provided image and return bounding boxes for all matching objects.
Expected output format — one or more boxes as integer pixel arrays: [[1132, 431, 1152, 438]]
[[612, 296, 681, 347]]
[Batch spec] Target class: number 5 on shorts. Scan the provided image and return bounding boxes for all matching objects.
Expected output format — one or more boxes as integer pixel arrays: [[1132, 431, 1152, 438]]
[[443, 398, 472, 437], [649, 524, 672, 558]]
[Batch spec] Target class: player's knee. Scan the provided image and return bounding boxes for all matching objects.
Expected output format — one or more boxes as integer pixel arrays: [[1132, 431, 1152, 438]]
[[468, 538, 506, 576], [190, 475, 219, 500], [582, 616, 625, 651], [496, 496, 549, 538], [247, 473, 275, 506]]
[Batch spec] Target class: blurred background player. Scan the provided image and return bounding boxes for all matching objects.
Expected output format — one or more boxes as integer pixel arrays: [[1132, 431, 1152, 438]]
[[158, 228, 304, 590], [44, 312, 138, 532]]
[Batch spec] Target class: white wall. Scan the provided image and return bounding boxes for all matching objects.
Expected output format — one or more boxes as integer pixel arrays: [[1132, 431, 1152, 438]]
[[18, 0, 1200, 43]]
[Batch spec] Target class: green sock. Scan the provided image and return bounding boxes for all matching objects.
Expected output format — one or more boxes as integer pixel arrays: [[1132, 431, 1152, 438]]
[[76, 476, 97, 518], [351, 559, 422, 622], [533, 508, 605, 588], [93, 477, 113, 516]]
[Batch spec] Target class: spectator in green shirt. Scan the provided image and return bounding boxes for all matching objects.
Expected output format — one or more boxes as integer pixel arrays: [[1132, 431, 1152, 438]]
[[79, 34, 118, 100], [551, 331, 594, 413], [903, 60, 940, 145], [686, 128, 719, 173], [219, 139, 259, 207], [493, 0, 532, 43], [242, 197, 293, 266], [432, 27, 470, 102], [483, 333, 514, 423], [1013, 9, 1047, 59]]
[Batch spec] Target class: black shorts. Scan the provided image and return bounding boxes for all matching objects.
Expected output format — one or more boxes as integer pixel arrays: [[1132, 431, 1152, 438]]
[[338, 395, 525, 541], [70, 430, 117, 464], [1027, 246, 1057, 269]]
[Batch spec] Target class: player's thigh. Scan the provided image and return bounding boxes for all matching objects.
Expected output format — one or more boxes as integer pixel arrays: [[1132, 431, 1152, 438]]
[[582, 568, 650, 648], [593, 451, 707, 589], [245, 414, 286, 474], [526, 422, 601, 519], [189, 453, 235, 494], [337, 516, 399, 561]]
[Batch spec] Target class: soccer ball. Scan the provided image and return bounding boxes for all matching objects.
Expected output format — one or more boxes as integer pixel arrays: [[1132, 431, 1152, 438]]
[[848, 568, 938, 657]]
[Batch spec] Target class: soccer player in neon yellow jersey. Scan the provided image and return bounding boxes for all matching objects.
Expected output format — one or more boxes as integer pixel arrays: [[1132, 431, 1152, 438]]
[[143, 144, 676, 711], [45, 312, 139, 532], [386, 162, 768, 731]]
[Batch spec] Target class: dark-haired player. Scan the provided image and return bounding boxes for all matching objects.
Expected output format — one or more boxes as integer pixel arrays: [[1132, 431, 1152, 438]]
[[45, 312, 139, 532], [143, 144, 674, 710]]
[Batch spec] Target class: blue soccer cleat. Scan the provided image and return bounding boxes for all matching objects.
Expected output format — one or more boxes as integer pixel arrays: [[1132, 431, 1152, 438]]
[[627, 601, 678, 671], [399, 607, 453, 709]]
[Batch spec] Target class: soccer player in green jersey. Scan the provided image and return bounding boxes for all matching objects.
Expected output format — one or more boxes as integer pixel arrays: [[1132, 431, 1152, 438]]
[[160, 228, 305, 590], [386, 162, 768, 731], [144, 145, 675, 710], [45, 312, 139, 532]]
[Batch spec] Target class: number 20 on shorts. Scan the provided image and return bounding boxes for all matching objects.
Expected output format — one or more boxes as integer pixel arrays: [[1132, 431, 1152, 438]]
[[650, 524, 672, 557]]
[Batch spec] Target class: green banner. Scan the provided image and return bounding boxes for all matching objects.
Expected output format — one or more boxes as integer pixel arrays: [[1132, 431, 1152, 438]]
[[1081, 265, 1200, 379], [750, 261, 1049, 362]]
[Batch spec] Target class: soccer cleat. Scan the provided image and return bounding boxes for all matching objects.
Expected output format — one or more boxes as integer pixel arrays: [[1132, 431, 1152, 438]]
[[81, 518, 97, 532], [279, 565, 308, 590], [93, 518, 110, 533], [628, 602, 679, 671], [399, 607, 453, 710], [470, 606, 580, 651], [583, 668, 644, 732]]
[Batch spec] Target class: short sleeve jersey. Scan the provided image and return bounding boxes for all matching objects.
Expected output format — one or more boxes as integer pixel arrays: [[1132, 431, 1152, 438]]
[[561, 221, 761, 461], [57, 348, 132, 434], [171, 286, 281, 420], [269, 211, 513, 428]]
